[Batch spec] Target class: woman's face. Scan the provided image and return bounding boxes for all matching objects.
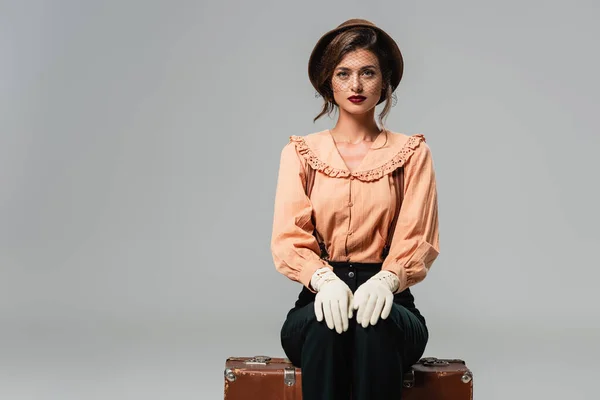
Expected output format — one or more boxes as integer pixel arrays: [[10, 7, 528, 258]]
[[331, 48, 383, 114]]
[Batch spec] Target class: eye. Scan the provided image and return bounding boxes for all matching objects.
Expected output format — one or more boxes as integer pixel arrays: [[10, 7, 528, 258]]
[[363, 70, 375, 77], [336, 71, 348, 77]]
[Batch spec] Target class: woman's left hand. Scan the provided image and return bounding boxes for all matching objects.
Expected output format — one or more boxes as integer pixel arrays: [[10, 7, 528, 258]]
[[353, 270, 400, 328]]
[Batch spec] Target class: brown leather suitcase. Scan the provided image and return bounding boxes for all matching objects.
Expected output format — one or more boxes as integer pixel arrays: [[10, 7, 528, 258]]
[[224, 356, 302, 400], [403, 357, 474, 400], [224, 355, 473, 399]]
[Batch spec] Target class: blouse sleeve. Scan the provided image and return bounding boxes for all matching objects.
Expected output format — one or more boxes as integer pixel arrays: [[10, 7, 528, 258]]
[[382, 141, 440, 294], [270, 141, 332, 293]]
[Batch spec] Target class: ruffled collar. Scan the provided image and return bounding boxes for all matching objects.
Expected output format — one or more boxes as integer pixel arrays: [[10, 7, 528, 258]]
[[289, 129, 426, 182]]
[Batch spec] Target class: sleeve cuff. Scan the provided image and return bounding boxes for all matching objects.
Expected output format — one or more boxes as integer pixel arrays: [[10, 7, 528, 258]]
[[299, 262, 332, 293], [382, 267, 409, 294]]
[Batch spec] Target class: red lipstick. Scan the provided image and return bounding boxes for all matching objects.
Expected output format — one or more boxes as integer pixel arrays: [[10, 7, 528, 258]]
[[348, 95, 366, 103]]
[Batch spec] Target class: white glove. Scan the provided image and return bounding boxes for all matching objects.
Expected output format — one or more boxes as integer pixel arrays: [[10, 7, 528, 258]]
[[352, 270, 399, 328], [311, 267, 354, 334]]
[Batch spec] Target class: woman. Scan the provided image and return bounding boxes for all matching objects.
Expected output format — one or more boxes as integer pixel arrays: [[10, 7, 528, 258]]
[[270, 18, 440, 400]]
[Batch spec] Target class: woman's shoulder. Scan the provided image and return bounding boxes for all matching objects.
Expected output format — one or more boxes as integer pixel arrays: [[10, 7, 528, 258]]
[[355, 130, 430, 180], [384, 131, 433, 165], [288, 129, 330, 148], [278, 130, 330, 168], [279, 130, 326, 154], [285, 130, 347, 176], [385, 130, 429, 147]]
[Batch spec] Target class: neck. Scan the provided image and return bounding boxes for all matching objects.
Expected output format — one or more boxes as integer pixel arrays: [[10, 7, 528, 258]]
[[331, 108, 381, 143]]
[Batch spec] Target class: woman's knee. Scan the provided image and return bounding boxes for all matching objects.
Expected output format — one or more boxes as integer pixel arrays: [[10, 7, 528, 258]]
[[281, 303, 319, 367], [305, 313, 350, 344], [281, 303, 347, 346], [301, 319, 351, 369], [353, 316, 403, 348], [281, 303, 317, 338]]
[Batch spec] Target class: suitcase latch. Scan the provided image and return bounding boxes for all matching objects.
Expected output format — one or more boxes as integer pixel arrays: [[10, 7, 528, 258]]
[[284, 367, 296, 386], [402, 370, 415, 388], [461, 370, 473, 383], [224, 368, 236, 382]]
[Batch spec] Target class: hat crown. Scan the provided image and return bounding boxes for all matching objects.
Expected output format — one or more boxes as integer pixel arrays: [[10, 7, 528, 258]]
[[336, 18, 375, 29]]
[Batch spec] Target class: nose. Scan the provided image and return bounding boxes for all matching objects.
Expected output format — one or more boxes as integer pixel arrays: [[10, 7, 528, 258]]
[[351, 73, 363, 92]]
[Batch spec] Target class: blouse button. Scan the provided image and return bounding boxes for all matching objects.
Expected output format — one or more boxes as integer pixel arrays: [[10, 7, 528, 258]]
[[350, 176, 355, 180], [348, 201, 353, 207], [348, 231, 353, 236]]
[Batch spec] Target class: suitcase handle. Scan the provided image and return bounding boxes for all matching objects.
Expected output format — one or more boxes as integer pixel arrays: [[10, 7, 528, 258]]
[[227, 355, 273, 365], [419, 356, 466, 366]]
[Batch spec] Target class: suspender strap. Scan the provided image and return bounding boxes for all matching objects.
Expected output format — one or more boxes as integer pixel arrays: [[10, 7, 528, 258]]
[[381, 167, 404, 259], [305, 164, 316, 198], [304, 165, 404, 261], [305, 165, 329, 260]]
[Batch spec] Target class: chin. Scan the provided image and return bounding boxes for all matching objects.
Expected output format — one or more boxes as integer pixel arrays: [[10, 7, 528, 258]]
[[344, 109, 370, 115], [342, 102, 376, 114]]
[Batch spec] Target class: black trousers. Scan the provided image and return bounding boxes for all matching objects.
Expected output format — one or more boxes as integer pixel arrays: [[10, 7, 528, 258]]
[[280, 262, 429, 400]]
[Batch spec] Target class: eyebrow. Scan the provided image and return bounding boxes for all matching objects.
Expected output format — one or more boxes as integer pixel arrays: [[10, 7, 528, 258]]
[[336, 65, 378, 71]]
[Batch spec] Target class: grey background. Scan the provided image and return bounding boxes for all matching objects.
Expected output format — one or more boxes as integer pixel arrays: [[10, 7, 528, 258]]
[[1, 0, 599, 398]]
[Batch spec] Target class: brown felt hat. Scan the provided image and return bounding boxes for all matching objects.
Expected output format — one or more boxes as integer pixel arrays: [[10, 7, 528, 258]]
[[308, 18, 404, 101]]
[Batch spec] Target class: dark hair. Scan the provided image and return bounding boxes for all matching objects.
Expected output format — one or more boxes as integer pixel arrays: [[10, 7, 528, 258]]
[[312, 27, 396, 128]]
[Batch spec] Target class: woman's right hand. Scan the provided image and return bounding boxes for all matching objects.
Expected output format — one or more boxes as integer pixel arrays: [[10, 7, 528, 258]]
[[310, 267, 354, 334]]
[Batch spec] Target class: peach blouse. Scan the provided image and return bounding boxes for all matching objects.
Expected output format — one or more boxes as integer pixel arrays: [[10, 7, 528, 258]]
[[270, 129, 440, 294]]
